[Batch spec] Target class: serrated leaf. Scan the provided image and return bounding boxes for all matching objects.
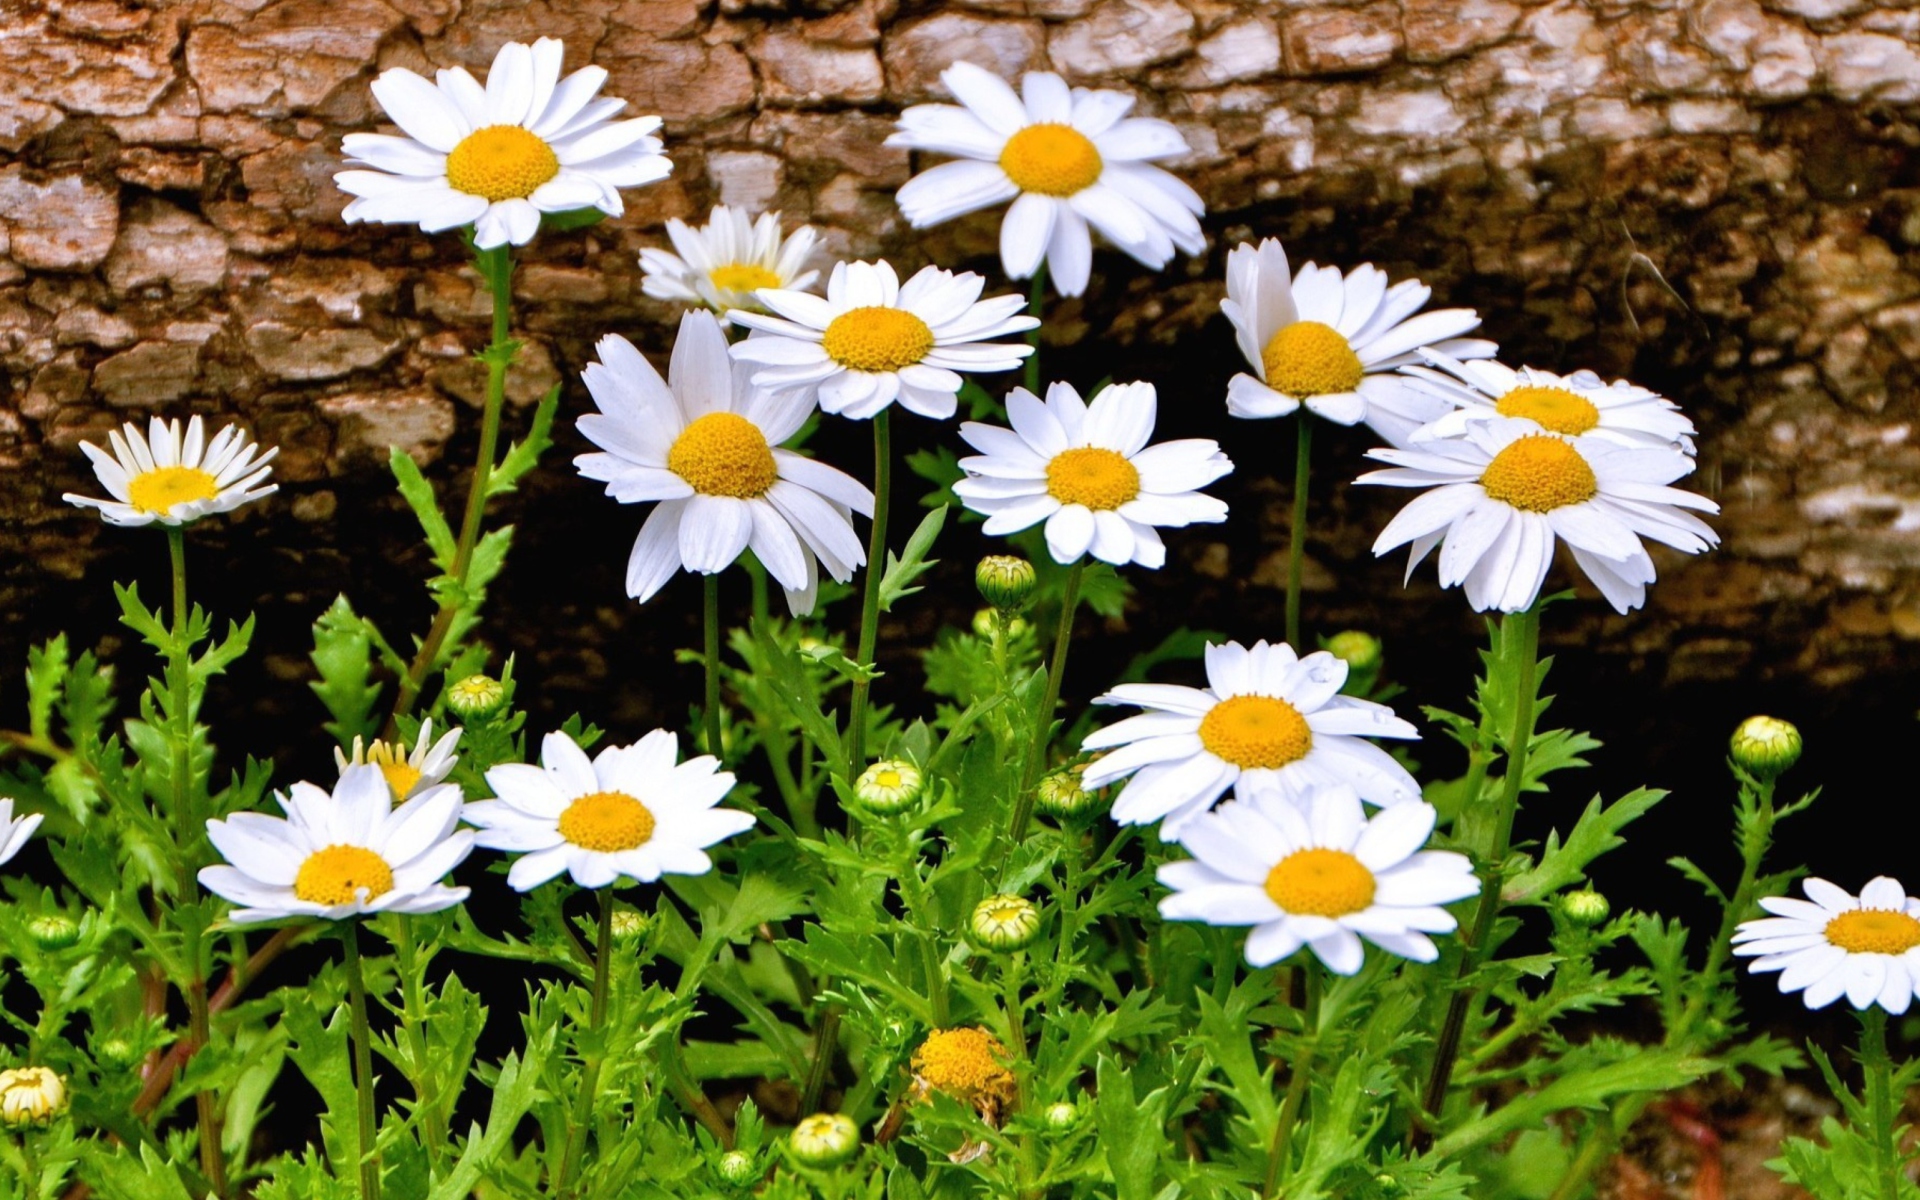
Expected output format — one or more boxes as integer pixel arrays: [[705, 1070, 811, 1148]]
[[488, 385, 560, 498], [878, 505, 947, 613], [1503, 788, 1666, 904], [391, 447, 457, 570], [308, 595, 381, 746]]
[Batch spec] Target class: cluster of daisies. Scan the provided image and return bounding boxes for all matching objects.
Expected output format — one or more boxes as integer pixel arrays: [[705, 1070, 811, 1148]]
[[47, 42, 1822, 999]]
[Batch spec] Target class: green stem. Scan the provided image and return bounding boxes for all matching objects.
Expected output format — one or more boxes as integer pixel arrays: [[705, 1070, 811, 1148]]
[[1862, 1009, 1902, 1200], [1263, 969, 1320, 1196], [167, 528, 225, 1198], [556, 890, 615, 1197], [396, 918, 444, 1175], [1284, 413, 1312, 650], [799, 1008, 840, 1114], [1422, 603, 1542, 1121], [1008, 559, 1085, 845], [389, 243, 515, 731], [703, 572, 723, 759], [846, 409, 892, 778], [1023, 264, 1047, 396], [344, 926, 381, 1200]]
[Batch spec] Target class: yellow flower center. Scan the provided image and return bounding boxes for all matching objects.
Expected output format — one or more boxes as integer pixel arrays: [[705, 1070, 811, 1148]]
[[820, 306, 935, 374], [293, 845, 395, 907], [363, 740, 423, 801], [444, 124, 560, 202], [982, 898, 1027, 923], [1264, 848, 1376, 917], [709, 263, 783, 293], [1825, 909, 1920, 955], [667, 412, 779, 499], [1045, 447, 1140, 511], [1261, 321, 1365, 398], [912, 1027, 1017, 1102], [999, 123, 1104, 197], [127, 466, 220, 515], [557, 790, 657, 853], [1198, 694, 1312, 769], [1479, 435, 1599, 513], [1495, 385, 1601, 436], [873, 769, 902, 789]]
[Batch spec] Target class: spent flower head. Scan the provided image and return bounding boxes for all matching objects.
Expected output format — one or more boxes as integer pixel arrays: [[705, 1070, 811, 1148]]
[[336, 38, 669, 248], [912, 1027, 1017, 1112], [63, 415, 277, 529], [889, 62, 1205, 296]]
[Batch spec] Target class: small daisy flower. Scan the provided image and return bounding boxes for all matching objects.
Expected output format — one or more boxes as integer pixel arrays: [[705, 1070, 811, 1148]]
[[1222, 239, 1495, 445], [465, 729, 754, 892], [334, 718, 462, 804], [1734, 877, 1920, 1014], [198, 765, 473, 924], [1082, 639, 1419, 841], [888, 62, 1205, 297], [952, 381, 1232, 569], [0, 798, 43, 869], [1360, 418, 1720, 615], [640, 204, 821, 315], [574, 310, 873, 616], [63, 416, 277, 528], [729, 260, 1037, 422], [336, 38, 670, 249], [1158, 784, 1479, 974], [1404, 350, 1697, 453]]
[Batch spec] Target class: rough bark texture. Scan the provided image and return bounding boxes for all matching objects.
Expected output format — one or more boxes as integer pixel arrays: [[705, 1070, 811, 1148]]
[[4, 0, 1920, 723]]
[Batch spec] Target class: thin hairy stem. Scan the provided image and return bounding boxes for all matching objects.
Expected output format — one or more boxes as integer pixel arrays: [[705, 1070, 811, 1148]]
[[344, 927, 381, 1200], [703, 572, 724, 759], [1284, 413, 1312, 650], [556, 891, 615, 1196], [846, 409, 892, 777], [1008, 559, 1086, 845]]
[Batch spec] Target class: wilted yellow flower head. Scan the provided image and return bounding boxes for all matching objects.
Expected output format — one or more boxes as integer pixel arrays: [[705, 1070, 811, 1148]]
[[912, 1027, 1016, 1108], [0, 1067, 67, 1127]]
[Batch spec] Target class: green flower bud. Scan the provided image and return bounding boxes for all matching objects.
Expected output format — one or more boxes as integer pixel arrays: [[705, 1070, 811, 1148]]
[[445, 673, 507, 721], [713, 1149, 759, 1187], [1034, 764, 1105, 821], [26, 914, 80, 952], [976, 555, 1037, 612], [788, 1112, 859, 1169], [969, 894, 1041, 951], [1730, 716, 1801, 780], [972, 608, 1031, 640], [1324, 630, 1382, 675], [0, 1068, 67, 1128], [94, 1038, 141, 1071], [852, 760, 923, 815], [1043, 1100, 1081, 1132], [1559, 889, 1610, 928], [609, 907, 651, 945]]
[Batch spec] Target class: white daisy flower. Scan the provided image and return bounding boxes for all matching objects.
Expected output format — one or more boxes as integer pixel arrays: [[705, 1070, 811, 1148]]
[[1360, 418, 1720, 615], [465, 729, 754, 891], [888, 63, 1205, 297], [334, 718, 462, 804], [62, 415, 277, 528], [198, 765, 473, 924], [0, 798, 44, 868], [952, 381, 1232, 568], [1404, 350, 1698, 453], [729, 259, 1037, 422], [1734, 876, 1920, 1014], [1222, 239, 1496, 446], [1158, 784, 1479, 974], [640, 205, 821, 315], [1082, 639, 1420, 841], [574, 311, 873, 616], [335, 38, 670, 250]]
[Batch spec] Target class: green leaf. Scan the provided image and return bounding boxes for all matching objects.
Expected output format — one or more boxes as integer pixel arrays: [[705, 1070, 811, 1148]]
[[390, 446, 457, 570], [878, 505, 947, 613], [1434, 1048, 1713, 1156], [488, 384, 560, 498], [539, 206, 607, 233], [25, 635, 68, 743], [427, 1025, 556, 1200], [1503, 788, 1666, 904], [309, 596, 381, 746], [1095, 1053, 1168, 1200]]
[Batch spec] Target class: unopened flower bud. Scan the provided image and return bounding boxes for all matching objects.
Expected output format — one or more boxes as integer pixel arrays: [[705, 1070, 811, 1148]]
[[714, 1149, 759, 1186], [0, 1068, 67, 1128], [94, 1038, 140, 1071], [1559, 889, 1610, 928], [976, 556, 1036, 612], [1043, 1101, 1081, 1132], [446, 673, 507, 721], [1035, 764, 1105, 821], [27, 914, 80, 952], [969, 894, 1041, 951], [788, 1112, 859, 1168], [853, 760, 923, 815], [972, 608, 1031, 640], [609, 907, 651, 945], [1324, 630, 1382, 675], [1730, 716, 1801, 781]]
